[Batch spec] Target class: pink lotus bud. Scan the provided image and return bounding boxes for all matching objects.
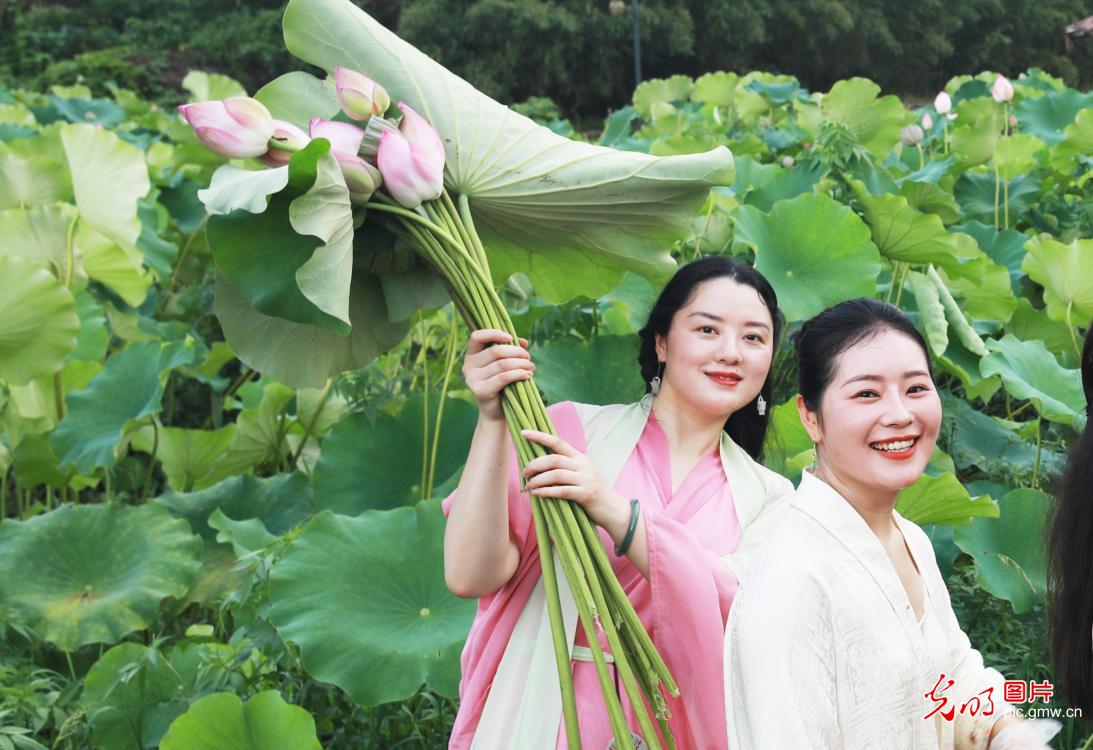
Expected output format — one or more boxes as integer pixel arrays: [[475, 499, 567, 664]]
[[899, 124, 925, 147], [396, 103, 445, 179], [1009, 114, 1018, 128], [921, 113, 933, 130], [991, 75, 1014, 103], [377, 129, 443, 209], [258, 119, 310, 167], [334, 66, 391, 122], [933, 91, 952, 115], [780, 155, 794, 167], [178, 96, 274, 159], [335, 153, 383, 202], [308, 118, 366, 157]]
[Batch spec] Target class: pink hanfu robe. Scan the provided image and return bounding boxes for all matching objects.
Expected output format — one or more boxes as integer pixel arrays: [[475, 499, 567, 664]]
[[444, 401, 793, 750]]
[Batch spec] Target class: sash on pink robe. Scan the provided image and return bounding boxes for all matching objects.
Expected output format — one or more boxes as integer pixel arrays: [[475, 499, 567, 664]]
[[444, 401, 741, 750]]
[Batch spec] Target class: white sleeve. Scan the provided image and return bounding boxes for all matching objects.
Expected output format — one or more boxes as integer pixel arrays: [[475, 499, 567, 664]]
[[726, 546, 843, 750]]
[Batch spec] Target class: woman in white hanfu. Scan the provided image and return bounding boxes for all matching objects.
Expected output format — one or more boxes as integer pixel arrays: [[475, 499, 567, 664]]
[[725, 298, 1057, 750]]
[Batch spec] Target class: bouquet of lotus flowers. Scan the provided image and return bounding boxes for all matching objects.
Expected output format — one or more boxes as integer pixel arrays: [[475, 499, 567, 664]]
[[180, 0, 734, 746]]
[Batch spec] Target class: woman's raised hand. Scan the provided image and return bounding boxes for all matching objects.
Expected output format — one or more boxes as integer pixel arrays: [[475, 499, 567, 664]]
[[462, 329, 534, 422], [520, 430, 632, 543]]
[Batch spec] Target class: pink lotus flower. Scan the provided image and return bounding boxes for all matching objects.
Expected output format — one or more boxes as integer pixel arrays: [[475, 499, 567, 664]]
[[376, 103, 445, 209], [933, 91, 952, 115], [334, 66, 391, 122], [258, 120, 310, 167], [336, 153, 383, 202], [308, 118, 366, 156], [921, 113, 933, 130], [991, 75, 1014, 103], [178, 97, 274, 159]]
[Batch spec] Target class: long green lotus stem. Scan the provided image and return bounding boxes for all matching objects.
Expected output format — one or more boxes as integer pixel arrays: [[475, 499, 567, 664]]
[[383, 189, 678, 749]]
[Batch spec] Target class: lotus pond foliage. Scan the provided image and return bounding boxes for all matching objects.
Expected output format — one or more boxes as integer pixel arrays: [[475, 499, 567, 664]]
[[0, 12, 1090, 749]]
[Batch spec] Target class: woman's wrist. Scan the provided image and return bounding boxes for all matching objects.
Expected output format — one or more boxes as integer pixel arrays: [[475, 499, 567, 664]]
[[602, 492, 635, 547]]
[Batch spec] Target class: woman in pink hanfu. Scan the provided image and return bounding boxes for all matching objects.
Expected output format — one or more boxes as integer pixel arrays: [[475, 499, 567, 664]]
[[443, 257, 794, 749]]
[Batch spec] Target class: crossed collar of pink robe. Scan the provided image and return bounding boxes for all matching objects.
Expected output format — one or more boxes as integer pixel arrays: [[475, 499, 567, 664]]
[[444, 400, 756, 750]]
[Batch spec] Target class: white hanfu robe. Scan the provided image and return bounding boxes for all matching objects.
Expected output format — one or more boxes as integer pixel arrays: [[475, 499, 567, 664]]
[[725, 472, 1010, 750]]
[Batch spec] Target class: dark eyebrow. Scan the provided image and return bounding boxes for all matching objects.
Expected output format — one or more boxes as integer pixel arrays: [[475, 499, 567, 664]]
[[841, 370, 932, 387], [685, 312, 771, 330]]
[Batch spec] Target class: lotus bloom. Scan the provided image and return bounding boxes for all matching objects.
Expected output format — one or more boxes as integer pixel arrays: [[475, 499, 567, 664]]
[[334, 66, 391, 122], [336, 153, 383, 203], [308, 118, 366, 157], [921, 113, 933, 130], [178, 97, 274, 159], [258, 120, 310, 167], [934, 91, 952, 115], [899, 124, 925, 147], [376, 103, 445, 209], [991, 75, 1014, 103]]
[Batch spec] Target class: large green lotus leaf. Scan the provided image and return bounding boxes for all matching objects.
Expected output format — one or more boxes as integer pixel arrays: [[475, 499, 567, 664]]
[[209, 508, 278, 556], [205, 143, 351, 334], [161, 691, 320, 750], [980, 334, 1085, 424], [898, 180, 962, 225], [256, 72, 340, 131], [851, 182, 977, 266], [379, 265, 451, 322], [0, 151, 70, 210], [154, 424, 238, 491], [0, 203, 82, 278], [224, 381, 295, 471], [83, 641, 217, 750], [1007, 298, 1076, 363], [70, 290, 110, 362], [199, 164, 289, 216], [733, 192, 881, 322], [952, 220, 1027, 293], [1021, 236, 1093, 330], [137, 195, 179, 279], [906, 270, 948, 357], [949, 98, 1001, 168], [953, 488, 1049, 613], [76, 223, 152, 307], [820, 77, 909, 158], [761, 396, 813, 481], [927, 265, 988, 357], [312, 394, 476, 514], [896, 471, 998, 526], [0, 255, 79, 385], [939, 254, 1017, 323], [1050, 108, 1093, 174], [0, 503, 201, 650], [942, 393, 1044, 476], [60, 124, 149, 250], [936, 335, 1000, 403], [743, 160, 826, 212], [532, 335, 644, 406], [691, 71, 742, 109], [633, 76, 695, 119], [181, 70, 247, 102], [993, 133, 1046, 180], [953, 171, 1040, 225], [156, 472, 314, 543], [282, 0, 733, 303], [294, 384, 349, 439], [50, 338, 198, 474], [269, 501, 475, 704], [214, 270, 409, 388]]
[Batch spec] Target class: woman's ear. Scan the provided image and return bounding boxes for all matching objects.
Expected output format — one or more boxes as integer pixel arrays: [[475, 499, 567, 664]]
[[654, 332, 667, 364], [796, 394, 823, 444]]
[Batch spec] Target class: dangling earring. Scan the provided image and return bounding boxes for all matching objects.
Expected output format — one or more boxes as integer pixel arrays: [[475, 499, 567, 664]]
[[641, 362, 664, 412], [756, 395, 767, 416]]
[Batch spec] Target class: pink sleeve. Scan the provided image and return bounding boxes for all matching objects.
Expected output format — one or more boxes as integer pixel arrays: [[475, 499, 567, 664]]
[[442, 401, 586, 556], [647, 516, 740, 748]]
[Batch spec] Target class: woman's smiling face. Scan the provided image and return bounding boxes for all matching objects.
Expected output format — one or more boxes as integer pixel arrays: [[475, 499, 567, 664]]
[[800, 327, 942, 498], [654, 277, 774, 420]]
